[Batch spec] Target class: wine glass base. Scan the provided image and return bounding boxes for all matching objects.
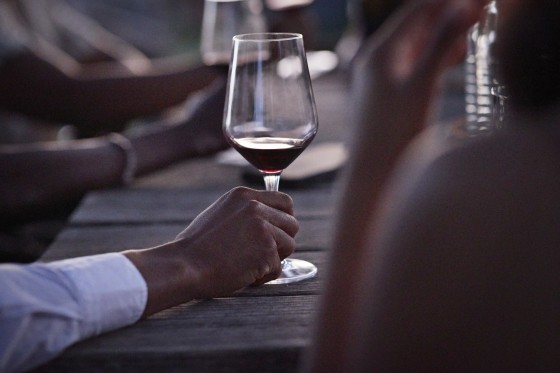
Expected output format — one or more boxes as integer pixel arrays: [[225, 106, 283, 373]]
[[266, 258, 317, 285]]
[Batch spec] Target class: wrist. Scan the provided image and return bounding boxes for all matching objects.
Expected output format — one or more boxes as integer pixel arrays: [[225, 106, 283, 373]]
[[123, 242, 199, 317]]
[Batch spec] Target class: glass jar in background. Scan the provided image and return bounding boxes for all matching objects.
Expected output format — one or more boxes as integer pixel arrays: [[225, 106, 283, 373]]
[[491, 85, 509, 129], [200, 0, 267, 66], [465, 0, 505, 136]]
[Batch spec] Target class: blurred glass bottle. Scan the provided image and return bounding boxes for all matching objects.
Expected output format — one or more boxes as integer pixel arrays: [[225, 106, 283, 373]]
[[200, 0, 267, 66], [465, 0, 503, 135], [336, 0, 401, 68]]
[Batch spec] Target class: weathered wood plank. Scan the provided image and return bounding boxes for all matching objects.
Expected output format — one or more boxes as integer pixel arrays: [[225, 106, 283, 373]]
[[34, 348, 302, 373], [69, 187, 337, 224], [42, 218, 333, 261], [33, 295, 320, 373]]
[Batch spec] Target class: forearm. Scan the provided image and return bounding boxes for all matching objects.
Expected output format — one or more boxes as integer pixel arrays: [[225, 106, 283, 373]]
[[123, 242, 199, 318], [67, 62, 220, 125], [131, 121, 197, 176], [0, 52, 218, 127], [0, 131, 190, 222], [0, 90, 223, 223], [0, 139, 123, 223]]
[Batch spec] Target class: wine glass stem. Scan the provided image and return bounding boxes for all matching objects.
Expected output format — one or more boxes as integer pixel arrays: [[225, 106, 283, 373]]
[[263, 173, 281, 192], [263, 172, 289, 269]]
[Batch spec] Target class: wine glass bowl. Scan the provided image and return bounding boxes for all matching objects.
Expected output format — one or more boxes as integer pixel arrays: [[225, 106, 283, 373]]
[[223, 33, 318, 284]]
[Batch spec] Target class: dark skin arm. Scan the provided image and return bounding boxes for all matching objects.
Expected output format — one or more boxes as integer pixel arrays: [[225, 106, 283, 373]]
[[0, 138, 123, 224], [303, 0, 485, 371], [0, 79, 228, 224], [0, 51, 220, 133]]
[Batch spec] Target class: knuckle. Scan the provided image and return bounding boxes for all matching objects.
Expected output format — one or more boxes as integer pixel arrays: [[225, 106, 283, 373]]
[[228, 186, 253, 201], [282, 192, 294, 207], [278, 192, 295, 213], [279, 237, 296, 258], [268, 262, 282, 279], [250, 248, 276, 281], [244, 199, 264, 216], [275, 212, 298, 237], [257, 257, 273, 278], [286, 215, 299, 237], [248, 216, 269, 236]]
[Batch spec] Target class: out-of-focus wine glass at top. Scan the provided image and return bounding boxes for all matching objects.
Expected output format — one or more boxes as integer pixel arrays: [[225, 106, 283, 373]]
[[223, 33, 318, 284], [200, 0, 267, 66]]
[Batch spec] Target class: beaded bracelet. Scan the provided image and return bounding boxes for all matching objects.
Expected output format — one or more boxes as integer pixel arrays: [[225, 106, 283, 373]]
[[108, 133, 138, 185]]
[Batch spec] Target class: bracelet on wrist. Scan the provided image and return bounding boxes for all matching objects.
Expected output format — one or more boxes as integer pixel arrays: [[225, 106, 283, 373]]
[[107, 133, 138, 185]]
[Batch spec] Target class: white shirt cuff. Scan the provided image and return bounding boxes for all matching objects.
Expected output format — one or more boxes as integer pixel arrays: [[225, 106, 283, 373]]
[[48, 252, 148, 336]]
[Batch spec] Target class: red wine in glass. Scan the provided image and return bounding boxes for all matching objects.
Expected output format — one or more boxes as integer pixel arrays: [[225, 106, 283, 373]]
[[228, 136, 314, 174]]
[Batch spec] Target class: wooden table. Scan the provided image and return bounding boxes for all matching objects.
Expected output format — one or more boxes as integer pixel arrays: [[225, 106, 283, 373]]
[[34, 72, 349, 373], [34, 68, 466, 372], [37, 186, 336, 373]]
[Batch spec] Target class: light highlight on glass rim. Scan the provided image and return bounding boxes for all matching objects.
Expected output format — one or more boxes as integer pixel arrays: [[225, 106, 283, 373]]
[[233, 33, 303, 42]]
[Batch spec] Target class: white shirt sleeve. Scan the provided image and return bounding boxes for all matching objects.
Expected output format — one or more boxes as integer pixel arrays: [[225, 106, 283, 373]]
[[0, 253, 148, 373]]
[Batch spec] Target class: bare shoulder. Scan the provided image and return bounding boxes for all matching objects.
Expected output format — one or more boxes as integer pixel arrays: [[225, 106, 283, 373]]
[[397, 126, 560, 222], [361, 126, 560, 370], [386, 126, 560, 251]]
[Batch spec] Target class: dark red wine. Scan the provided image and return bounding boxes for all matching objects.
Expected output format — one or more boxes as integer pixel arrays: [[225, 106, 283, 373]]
[[229, 137, 310, 173]]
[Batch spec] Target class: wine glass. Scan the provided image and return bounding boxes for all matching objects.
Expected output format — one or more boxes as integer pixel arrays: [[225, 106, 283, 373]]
[[223, 33, 318, 284], [200, 0, 267, 66]]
